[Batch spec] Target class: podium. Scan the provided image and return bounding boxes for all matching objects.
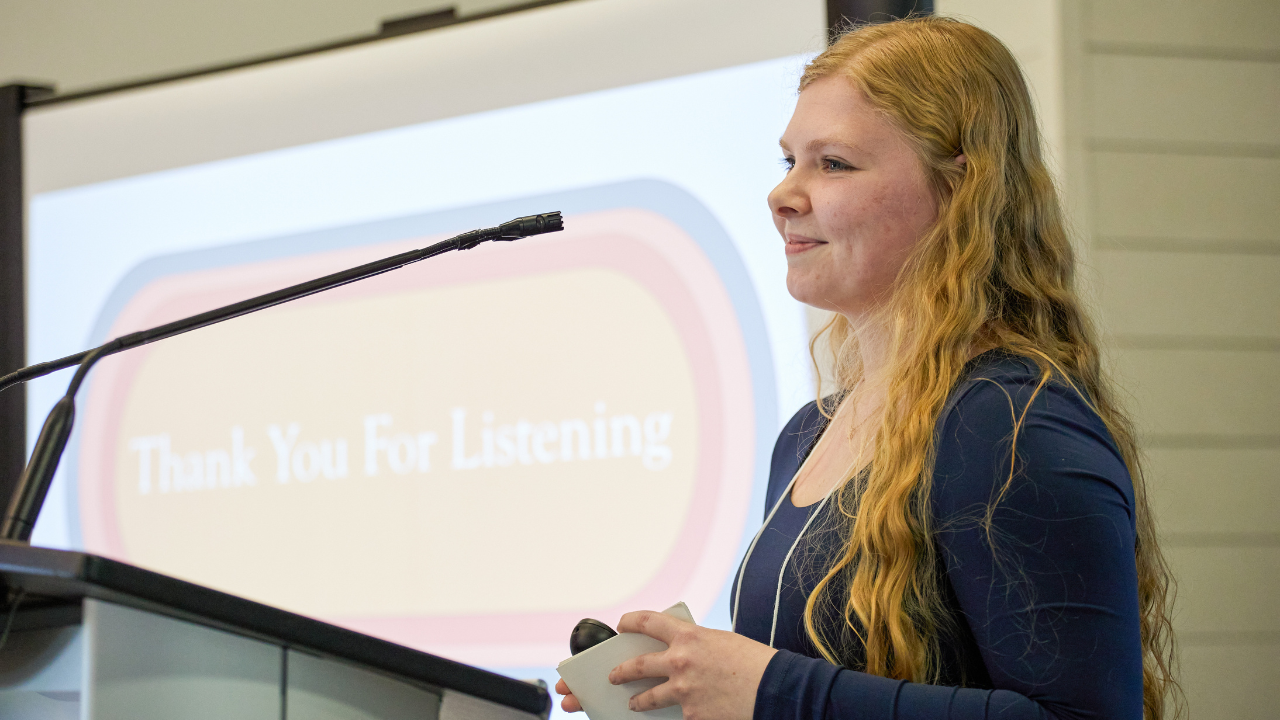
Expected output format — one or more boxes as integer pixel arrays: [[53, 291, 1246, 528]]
[[0, 542, 551, 720]]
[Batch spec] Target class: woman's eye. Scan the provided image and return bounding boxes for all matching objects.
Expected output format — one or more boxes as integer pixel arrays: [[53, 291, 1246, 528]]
[[823, 158, 853, 172], [780, 156, 796, 172]]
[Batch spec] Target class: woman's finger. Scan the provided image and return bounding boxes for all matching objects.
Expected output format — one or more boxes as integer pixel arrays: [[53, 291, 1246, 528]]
[[616, 610, 685, 644], [554, 678, 582, 713], [627, 678, 681, 713], [609, 650, 671, 685], [560, 694, 583, 713]]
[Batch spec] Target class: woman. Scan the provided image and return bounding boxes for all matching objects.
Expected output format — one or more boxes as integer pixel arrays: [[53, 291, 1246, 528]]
[[556, 16, 1179, 719]]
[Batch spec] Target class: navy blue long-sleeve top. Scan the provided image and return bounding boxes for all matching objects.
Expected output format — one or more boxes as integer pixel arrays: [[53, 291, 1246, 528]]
[[731, 350, 1143, 719]]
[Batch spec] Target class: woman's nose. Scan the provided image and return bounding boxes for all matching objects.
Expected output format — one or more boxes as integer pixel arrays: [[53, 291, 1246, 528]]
[[768, 172, 809, 218]]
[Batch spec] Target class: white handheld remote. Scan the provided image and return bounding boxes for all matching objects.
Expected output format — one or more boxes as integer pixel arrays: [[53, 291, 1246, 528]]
[[556, 602, 696, 720]]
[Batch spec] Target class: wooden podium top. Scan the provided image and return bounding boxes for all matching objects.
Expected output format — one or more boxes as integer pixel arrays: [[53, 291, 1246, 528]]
[[0, 541, 551, 717]]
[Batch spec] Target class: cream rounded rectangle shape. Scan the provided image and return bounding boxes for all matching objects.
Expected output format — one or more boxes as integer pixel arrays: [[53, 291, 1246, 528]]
[[66, 180, 779, 668], [556, 602, 696, 720]]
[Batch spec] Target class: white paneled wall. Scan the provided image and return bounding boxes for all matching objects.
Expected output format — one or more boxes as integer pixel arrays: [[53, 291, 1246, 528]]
[[1090, 152, 1280, 250], [1086, 0, 1280, 57], [1180, 644, 1280, 718], [1075, 1, 1280, 716], [1095, 251, 1280, 339], [1087, 55, 1279, 146], [1147, 448, 1280, 536]]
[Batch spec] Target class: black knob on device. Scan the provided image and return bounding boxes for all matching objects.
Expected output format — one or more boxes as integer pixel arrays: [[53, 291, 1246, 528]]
[[570, 618, 618, 655]]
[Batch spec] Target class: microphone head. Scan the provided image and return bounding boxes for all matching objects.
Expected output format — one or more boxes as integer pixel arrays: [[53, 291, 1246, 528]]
[[569, 618, 617, 655], [497, 212, 563, 239]]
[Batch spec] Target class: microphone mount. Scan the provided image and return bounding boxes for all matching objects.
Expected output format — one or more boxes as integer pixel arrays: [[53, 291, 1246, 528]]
[[0, 211, 563, 542]]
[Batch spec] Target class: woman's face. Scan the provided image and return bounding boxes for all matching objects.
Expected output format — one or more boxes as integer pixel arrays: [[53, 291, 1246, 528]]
[[768, 75, 938, 319]]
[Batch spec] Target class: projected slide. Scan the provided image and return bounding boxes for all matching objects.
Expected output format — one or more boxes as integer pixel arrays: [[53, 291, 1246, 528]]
[[69, 181, 772, 666], [28, 54, 814, 687]]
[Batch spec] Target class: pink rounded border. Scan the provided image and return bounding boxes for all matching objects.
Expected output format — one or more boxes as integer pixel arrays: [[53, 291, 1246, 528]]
[[77, 208, 756, 666]]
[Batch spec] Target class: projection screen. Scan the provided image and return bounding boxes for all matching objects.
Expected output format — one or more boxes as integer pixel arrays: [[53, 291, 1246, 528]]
[[21, 0, 827, 697]]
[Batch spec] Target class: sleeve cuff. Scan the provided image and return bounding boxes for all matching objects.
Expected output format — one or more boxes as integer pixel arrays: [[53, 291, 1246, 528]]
[[754, 650, 908, 720]]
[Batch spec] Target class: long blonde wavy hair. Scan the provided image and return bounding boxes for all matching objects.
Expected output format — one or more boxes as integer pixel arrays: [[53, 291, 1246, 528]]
[[797, 17, 1182, 718]]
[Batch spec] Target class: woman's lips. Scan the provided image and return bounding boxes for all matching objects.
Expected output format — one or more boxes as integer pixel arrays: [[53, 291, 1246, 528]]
[[785, 235, 825, 256]]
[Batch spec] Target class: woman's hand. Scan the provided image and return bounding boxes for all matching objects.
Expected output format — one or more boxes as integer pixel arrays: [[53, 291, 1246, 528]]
[[608, 610, 777, 720], [554, 678, 582, 713]]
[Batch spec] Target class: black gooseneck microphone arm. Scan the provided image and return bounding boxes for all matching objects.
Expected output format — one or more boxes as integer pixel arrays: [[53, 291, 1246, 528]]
[[0, 211, 563, 542]]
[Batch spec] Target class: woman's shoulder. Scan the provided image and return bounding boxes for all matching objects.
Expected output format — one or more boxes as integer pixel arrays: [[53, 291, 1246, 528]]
[[945, 348, 1094, 422], [934, 348, 1135, 520], [956, 347, 1046, 386]]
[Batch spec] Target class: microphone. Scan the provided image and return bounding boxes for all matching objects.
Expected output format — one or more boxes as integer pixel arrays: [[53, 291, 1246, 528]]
[[454, 211, 565, 249], [0, 211, 564, 396], [0, 212, 563, 542]]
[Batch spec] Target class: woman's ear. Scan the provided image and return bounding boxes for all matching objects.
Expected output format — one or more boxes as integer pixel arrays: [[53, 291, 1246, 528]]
[[954, 153, 967, 167]]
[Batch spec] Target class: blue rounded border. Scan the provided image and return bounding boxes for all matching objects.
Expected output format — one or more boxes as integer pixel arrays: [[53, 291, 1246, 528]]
[[65, 179, 779, 625]]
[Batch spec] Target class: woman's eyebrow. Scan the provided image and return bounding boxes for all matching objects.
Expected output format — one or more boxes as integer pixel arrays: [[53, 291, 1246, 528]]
[[777, 138, 862, 154], [806, 138, 861, 154]]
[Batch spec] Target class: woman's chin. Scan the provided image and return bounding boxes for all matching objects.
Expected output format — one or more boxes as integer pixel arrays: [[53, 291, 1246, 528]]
[[786, 287, 842, 315], [785, 279, 817, 307], [786, 288, 874, 322], [785, 274, 830, 305]]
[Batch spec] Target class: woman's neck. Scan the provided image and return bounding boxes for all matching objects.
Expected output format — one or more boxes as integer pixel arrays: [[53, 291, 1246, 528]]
[[845, 312, 892, 384], [836, 312, 892, 431]]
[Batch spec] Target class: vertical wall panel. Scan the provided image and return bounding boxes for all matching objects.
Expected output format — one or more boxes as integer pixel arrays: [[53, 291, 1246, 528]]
[[1090, 153, 1280, 244], [1147, 448, 1280, 535], [0, 85, 26, 512], [1078, 3, 1280, 716], [1180, 644, 1280, 720], [1088, 55, 1280, 145], [1165, 547, 1280, 634], [1094, 250, 1280, 338], [1111, 349, 1280, 437], [1086, 0, 1280, 53]]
